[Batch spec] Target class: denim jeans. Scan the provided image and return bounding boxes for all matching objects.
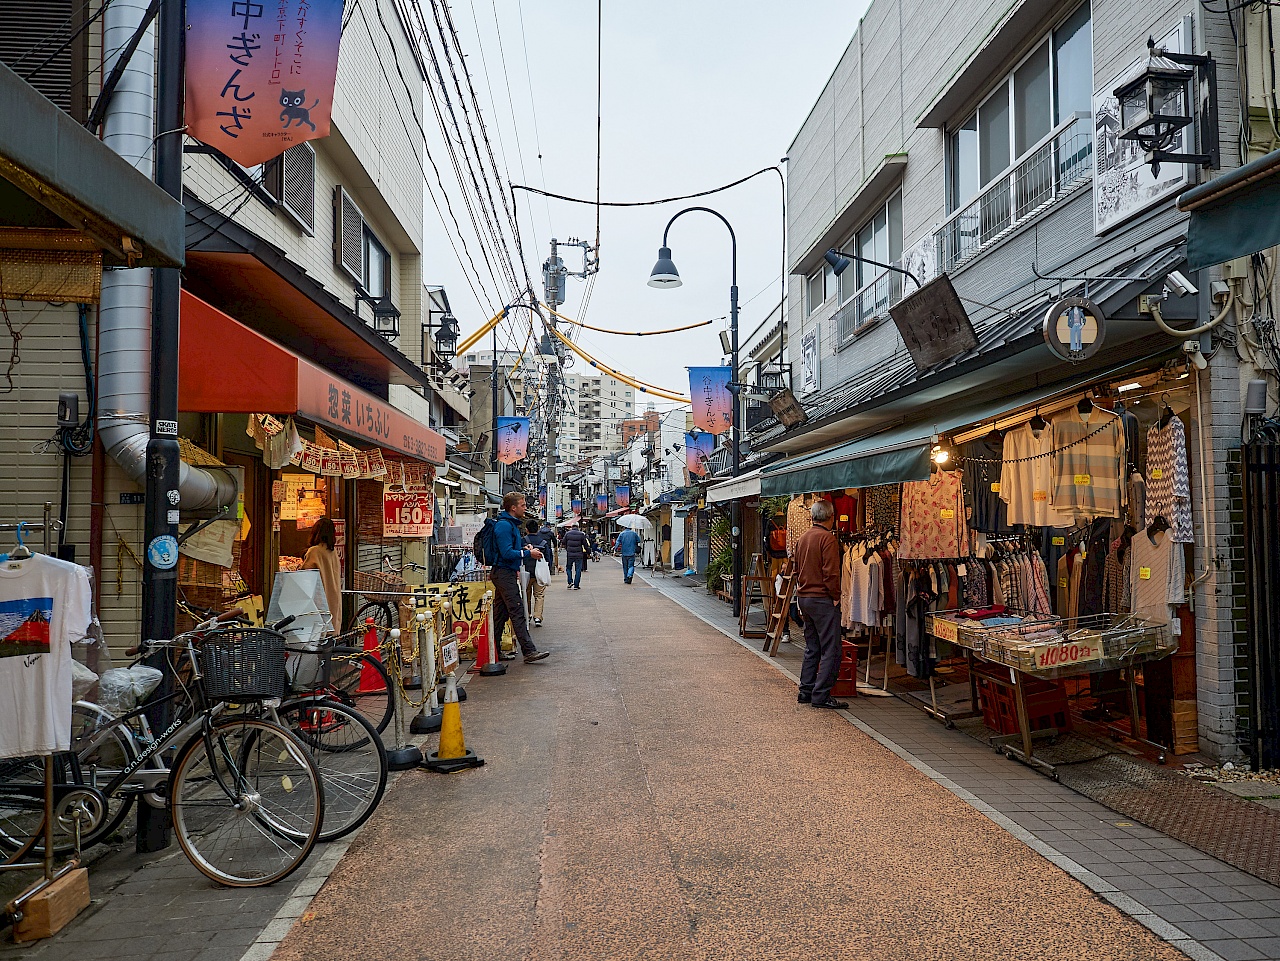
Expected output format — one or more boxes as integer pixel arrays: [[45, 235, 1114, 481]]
[[566, 556, 584, 588], [622, 554, 636, 581]]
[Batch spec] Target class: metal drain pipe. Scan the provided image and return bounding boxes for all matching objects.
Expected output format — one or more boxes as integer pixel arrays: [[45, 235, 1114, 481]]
[[97, 0, 236, 511]]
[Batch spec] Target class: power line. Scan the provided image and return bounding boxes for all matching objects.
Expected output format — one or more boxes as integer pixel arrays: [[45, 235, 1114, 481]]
[[512, 164, 783, 208], [514, 0, 554, 240]]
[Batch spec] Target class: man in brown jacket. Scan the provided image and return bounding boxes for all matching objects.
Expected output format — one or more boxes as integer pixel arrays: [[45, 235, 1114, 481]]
[[793, 499, 847, 709]]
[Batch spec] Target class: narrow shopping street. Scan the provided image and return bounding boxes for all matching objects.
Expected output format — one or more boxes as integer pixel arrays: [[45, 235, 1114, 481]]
[[271, 563, 1187, 961]]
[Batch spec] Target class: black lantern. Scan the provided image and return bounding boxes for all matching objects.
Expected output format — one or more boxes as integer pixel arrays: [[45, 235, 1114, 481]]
[[434, 311, 460, 363], [1114, 37, 1218, 177], [356, 290, 401, 340]]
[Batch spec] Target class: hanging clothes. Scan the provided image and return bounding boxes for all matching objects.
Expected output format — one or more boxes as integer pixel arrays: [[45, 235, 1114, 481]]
[[1050, 409, 1127, 522], [786, 495, 811, 558], [1146, 415, 1194, 543], [961, 436, 1014, 533], [1000, 423, 1054, 526], [1078, 517, 1113, 617], [904, 568, 937, 678], [1102, 536, 1133, 614], [831, 490, 861, 535], [899, 470, 968, 559], [1129, 528, 1185, 627], [866, 485, 900, 531]]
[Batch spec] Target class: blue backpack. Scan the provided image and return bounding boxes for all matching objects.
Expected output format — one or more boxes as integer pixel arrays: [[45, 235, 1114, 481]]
[[473, 517, 500, 566]]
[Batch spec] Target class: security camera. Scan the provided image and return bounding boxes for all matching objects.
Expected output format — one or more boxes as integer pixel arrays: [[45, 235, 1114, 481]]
[[1164, 270, 1198, 298]]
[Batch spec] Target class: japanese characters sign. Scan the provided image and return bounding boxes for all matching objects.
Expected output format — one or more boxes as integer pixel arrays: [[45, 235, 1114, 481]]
[[495, 416, 530, 465], [615, 486, 630, 508], [383, 487, 434, 538], [186, 0, 344, 166], [595, 494, 608, 513], [688, 366, 733, 435], [685, 431, 714, 478]]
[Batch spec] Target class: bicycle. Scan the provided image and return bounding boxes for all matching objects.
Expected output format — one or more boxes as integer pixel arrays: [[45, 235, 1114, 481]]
[[0, 611, 325, 887]]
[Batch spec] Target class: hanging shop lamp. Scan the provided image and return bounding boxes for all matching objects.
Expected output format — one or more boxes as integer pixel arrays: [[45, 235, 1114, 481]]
[[1114, 36, 1219, 178]]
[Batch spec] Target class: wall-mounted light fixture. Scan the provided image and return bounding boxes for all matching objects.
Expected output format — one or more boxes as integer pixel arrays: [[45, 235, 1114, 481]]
[[1114, 37, 1218, 178]]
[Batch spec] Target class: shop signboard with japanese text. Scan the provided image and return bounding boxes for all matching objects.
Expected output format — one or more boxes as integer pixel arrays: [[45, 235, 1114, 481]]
[[186, 0, 344, 167], [495, 417, 530, 464], [688, 366, 733, 435], [383, 487, 434, 538]]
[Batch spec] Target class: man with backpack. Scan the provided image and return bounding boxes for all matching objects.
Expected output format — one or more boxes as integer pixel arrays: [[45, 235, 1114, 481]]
[[615, 527, 640, 584], [477, 493, 550, 664], [561, 524, 590, 590]]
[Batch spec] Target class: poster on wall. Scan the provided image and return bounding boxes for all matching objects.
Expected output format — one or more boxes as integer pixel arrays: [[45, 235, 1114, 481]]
[[687, 367, 734, 435], [800, 328, 819, 394], [1093, 24, 1189, 235], [185, 0, 344, 167], [383, 487, 435, 538]]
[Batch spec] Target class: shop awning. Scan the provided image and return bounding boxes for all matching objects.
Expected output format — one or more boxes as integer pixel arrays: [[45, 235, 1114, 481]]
[[760, 353, 1179, 497], [705, 467, 764, 504], [1178, 148, 1280, 271], [179, 291, 445, 464]]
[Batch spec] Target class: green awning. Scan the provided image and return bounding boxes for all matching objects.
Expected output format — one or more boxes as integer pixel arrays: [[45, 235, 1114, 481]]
[[1179, 148, 1280, 271]]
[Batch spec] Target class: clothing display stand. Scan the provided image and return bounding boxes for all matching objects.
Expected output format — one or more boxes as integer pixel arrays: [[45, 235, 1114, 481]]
[[1, 510, 90, 939]]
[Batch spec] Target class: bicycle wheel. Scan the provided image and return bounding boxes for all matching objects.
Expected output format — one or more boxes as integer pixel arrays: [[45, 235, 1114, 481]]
[[354, 600, 395, 633], [328, 646, 394, 734], [276, 697, 387, 841], [169, 717, 322, 888], [0, 755, 57, 856]]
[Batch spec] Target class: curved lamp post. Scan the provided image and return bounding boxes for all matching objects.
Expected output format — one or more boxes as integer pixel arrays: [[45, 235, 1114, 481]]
[[649, 206, 742, 617]]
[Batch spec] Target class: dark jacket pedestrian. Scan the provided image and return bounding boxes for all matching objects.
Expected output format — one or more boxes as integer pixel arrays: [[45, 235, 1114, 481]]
[[524, 520, 551, 627], [793, 500, 846, 709], [562, 527, 589, 589], [489, 494, 549, 663]]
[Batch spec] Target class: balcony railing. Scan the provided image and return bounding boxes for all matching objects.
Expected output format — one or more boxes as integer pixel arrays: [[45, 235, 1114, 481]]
[[935, 112, 1093, 274], [834, 267, 903, 347]]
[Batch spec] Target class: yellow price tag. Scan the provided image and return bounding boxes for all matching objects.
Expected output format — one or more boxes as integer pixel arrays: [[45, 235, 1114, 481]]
[[1052, 536, 1065, 546], [1033, 490, 1048, 502], [990, 482, 1001, 493], [1151, 468, 1163, 480], [1139, 566, 1152, 580], [1074, 474, 1092, 486], [940, 508, 955, 519], [1059, 577, 1068, 588]]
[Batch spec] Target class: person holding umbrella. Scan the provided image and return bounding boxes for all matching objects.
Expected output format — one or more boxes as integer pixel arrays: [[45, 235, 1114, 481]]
[[615, 525, 641, 583]]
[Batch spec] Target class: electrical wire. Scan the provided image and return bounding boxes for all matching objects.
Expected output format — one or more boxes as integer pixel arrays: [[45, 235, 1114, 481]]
[[546, 324, 691, 402], [511, 164, 783, 208], [14, 0, 116, 79], [554, 313, 718, 336]]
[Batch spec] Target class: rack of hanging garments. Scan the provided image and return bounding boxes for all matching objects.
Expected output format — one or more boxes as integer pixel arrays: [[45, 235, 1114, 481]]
[[836, 527, 899, 697]]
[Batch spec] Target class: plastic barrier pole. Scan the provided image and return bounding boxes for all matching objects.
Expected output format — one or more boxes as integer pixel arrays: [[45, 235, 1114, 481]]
[[410, 606, 443, 734], [383, 628, 423, 771], [479, 588, 506, 676]]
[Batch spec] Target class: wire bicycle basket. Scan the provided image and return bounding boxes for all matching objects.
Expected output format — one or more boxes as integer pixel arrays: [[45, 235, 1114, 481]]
[[199, 628, 289, 702]]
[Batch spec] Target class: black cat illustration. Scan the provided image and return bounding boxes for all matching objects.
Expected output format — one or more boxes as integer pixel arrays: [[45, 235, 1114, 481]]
[[279, 89, 319, 131]]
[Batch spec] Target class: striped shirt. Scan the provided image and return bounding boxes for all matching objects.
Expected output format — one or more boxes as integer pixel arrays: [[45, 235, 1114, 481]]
[[1050, 411, 1126, 521]]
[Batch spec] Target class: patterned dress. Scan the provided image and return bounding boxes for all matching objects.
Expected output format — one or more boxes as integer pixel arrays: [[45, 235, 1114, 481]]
[[1145, 415, 1193, 543]]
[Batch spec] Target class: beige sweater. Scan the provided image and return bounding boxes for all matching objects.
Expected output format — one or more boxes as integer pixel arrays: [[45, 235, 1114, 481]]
[[303, 545, 342, 631]]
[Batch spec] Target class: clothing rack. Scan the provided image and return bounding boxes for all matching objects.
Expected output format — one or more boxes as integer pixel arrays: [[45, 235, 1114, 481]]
[[0, 506, 82, 925]]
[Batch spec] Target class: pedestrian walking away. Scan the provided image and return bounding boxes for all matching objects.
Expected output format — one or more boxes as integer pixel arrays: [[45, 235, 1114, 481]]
[[524, 518, 552, 627], [793, 499, 847, 709], [562, 524, 590, 589], [539, 520, 560, 574], [490, 493, 550, 663], [615, 527, 640, 583]]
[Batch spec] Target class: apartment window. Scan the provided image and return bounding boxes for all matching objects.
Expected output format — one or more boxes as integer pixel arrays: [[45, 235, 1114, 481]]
[[947, 2, 1091, 212], [834, 192, 903, 344], [805, 263, 833, 316], [363, 228, 390, 298], [265, 143, 316, 233]]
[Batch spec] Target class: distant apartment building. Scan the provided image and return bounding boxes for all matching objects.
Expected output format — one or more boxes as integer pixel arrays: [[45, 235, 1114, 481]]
[[560, 372, 635, 461]]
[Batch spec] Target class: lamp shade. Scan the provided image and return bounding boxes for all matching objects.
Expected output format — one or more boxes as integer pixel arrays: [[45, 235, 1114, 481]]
[[823, 249, 852, 277], [648, 246, 682, 288]]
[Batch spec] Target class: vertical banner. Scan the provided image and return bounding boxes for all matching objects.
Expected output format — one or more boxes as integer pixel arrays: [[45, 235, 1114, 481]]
[[538, 485, 547, 508], [688, 366, 734, 435], [686, 431, 715, 477], [186, 0, 345, 167], [595, 494, 608, 513], [571, 498, 583, 515], [495, 416, 530, 464], [555, 504, 564, 519], [615, 486, 631, 508]]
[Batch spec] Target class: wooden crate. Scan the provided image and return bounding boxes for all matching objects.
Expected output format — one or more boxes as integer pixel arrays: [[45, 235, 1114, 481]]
[[1171, 698, 1199, 755], [12, 868, 91, 942]]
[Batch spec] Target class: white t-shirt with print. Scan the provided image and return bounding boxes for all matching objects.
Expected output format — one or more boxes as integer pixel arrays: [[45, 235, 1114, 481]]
[[0, 555, 93, 759]]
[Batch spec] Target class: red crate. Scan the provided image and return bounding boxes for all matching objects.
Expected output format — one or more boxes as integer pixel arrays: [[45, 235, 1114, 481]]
[[830, 641, 859, 697]]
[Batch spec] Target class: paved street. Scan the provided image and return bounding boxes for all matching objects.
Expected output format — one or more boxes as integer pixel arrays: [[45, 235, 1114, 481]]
[[270, 562, 1194, 961]]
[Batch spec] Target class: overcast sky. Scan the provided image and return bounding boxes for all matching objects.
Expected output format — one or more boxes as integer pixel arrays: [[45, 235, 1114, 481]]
[[426, 2, 869, 417]]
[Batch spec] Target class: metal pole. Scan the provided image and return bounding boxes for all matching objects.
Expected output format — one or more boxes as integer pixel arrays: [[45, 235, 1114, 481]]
[[138, 0, 184, 853], [491, 323, 499, 475], [729, 247, 742, 619]]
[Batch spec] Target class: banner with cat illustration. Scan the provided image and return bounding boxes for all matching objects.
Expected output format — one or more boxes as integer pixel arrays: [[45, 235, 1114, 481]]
[[495, 417, 530, 465], [186, 0, 344, 167], [688, 366, 734, 435]]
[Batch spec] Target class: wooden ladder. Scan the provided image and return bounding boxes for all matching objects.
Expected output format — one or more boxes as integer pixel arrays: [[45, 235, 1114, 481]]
[[764, 558, 798, 656]]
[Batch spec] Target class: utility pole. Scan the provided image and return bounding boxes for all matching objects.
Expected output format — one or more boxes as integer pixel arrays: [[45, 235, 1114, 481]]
[[490, 323, 499, 479], [138, 0, 184, 852], [542, 240, 566, 500]]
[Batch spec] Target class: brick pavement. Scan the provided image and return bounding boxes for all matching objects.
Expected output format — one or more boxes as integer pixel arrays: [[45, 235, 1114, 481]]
[[640, 566, 1280, 961]]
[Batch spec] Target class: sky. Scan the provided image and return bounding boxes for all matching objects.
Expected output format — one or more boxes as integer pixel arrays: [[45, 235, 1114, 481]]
[[424, 1, 869, 419]]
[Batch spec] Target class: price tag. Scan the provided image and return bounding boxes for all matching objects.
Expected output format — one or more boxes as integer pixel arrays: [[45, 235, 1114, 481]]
[[956, 563, 967, 577], [440, 638, 460, 674], [1033, 639, 1103, 669], [940, 508, 955, 519], [1139, 566, 1152, 580], [1074, 474, 1092, 486], [990, 482, 1001, 493], [930, 617, 959, 643], [1151, 468, 1163, 479], [1033, 490, 1048, 502], [1059, 577, 1068, 588], [1052, 536, 1065, 546]]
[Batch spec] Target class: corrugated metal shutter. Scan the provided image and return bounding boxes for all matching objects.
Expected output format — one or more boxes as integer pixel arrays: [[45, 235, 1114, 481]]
[[280, 144, 316, 232], [355, 480, 401, 574], [0, 2, 75, 113], [333, 185, 363, 281]]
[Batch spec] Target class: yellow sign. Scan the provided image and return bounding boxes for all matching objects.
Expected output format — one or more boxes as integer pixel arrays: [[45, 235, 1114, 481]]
[[1033, 490, 1048, 502], [1139, 566, 1152, 580], [990, 482, 1001, 493], [1052, 536, 1065, 546], [940, 508, 955, 519], [1151, 468, 1163, 480], [1074, 474, 1092, 486]]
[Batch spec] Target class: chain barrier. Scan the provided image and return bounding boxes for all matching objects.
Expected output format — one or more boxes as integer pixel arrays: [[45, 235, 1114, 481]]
[[955, 416, 1118, 466]]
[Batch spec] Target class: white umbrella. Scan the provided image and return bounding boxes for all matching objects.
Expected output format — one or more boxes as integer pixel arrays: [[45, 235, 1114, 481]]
[[616, 514, 652, 532], [557, 516, 579, 528]]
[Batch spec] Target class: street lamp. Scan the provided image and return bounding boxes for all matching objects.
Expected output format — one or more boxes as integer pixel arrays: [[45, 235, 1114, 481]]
[[433, 311, 460, 364], [648, 205, 743, 617], [1114, 36, 1219, 178], [823, 247, 921, 289], [356, 290, 401, 341]]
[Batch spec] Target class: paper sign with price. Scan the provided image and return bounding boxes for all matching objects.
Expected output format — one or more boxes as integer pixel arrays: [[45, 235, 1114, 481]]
[[440, 638, 460, 674], [383, 487, 434, 537], [1033, 639, 1103, 670], [930, 617, 960, 643]]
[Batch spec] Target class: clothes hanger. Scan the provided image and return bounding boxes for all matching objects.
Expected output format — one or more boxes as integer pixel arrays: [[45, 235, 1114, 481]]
[[1077, 393, 1094, 415], [983, 421, 1004, 445], [6, 523, 32, 562], [1147, 515, 1170, 538], [1028, 407, 1047, 431], [1159, 393, 1175, 428]]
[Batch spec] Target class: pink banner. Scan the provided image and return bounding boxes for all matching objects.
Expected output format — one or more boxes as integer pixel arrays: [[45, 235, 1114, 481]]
[[688, 366, 733, 435], [495, 417, 530, 465], [686, 432, 715, 478], [186, 0, 344, 167]]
